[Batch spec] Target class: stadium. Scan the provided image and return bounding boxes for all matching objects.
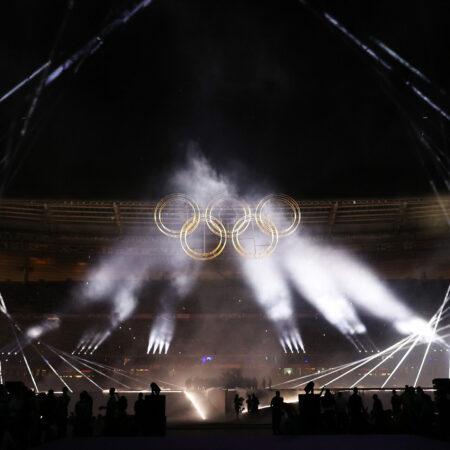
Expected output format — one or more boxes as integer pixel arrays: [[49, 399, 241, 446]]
[[0, 0, 449, 448]]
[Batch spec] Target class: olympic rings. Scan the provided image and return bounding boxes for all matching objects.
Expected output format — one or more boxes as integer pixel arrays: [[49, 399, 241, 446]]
[[154, 193, 200, 238], [232, 215, 279, 258], [154, 193, 301, 260], [205, 195, 252, 238], [256, 194, 301, 237], [180, 215, 227, 260]]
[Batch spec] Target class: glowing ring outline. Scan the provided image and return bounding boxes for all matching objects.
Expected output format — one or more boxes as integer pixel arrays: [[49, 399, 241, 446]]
[[255, 194, 301, 237], [154, 194, 200, 238], [180, 216, 227, 260], [205, 195, 252, 238], [231, 215, 278, 258]]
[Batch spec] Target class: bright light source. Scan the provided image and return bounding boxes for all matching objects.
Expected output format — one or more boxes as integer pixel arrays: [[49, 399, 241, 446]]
[[184, 391, 206, 420]]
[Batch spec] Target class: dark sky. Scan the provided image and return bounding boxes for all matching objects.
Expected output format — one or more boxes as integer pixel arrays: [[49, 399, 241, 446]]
[[1, 0, 449, 200]]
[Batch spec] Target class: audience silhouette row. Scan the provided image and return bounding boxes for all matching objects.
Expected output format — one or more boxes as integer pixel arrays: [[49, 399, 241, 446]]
[[1, 379, 449, 448]]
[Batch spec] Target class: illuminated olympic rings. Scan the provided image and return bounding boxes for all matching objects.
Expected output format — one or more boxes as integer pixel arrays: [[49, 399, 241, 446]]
[[154, 193, 301, 260]]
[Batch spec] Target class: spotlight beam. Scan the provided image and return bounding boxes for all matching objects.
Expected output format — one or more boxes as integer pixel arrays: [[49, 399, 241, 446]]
[[1, 293, 38, 391], [62, 352, 131, 389], [279, 326, 450, 390], [372, 39, 432, 84], [317, 336, 412, 387], [413, 285, 450, 387], [0, 291, 8, 315], [62, 349, 185, 389], [10, 322, 74, 393], [0, 62, 50, 103], [350, 334, 416, 388], [33, 344, 73, 393], [0, 1, 154, 105], [381, 334, 422, 388], [273, 360, 355, 387], [274, 340, 410, 388], [382, 290, 450, 388], [184, 391, 206, 420], [46, 346, 104, 391], [291, 357, 377, 389], [9, 321, 39, 392]]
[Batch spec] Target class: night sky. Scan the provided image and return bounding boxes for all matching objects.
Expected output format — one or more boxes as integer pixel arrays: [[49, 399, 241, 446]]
[[1, 0, 449, 199]]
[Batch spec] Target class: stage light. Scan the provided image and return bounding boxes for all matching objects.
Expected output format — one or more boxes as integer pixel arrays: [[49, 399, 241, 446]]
[[184, 391, 206, 420], [0, 292, 8, 315], [26, 326, 44, 339], [147, 313, 174, 354]]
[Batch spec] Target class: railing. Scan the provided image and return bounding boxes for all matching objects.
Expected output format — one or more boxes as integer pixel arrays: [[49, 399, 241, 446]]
[[1, 197, 449, 233]]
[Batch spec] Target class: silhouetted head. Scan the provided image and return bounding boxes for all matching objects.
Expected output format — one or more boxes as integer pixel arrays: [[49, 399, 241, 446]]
[[62, 386, 69, 395], [392, 389, 397, 395], [138, 393, 143, 400], [373, 394, 378, 400], [353, 387, 358, 394], [276, 390, 280, 397], [48, 389, 54, 397], [337, 392, 342, 398], [109, 387, 115, 396], [416, 387, 423, 395]]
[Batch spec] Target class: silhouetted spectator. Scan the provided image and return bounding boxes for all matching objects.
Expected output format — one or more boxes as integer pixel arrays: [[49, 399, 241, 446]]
[[150, 382, 161, 396], [304, 381, 315, 395], [233, 394, 244, 419], [416, 387, 433, 434], [371, 394, 385, 431], [245, 394, 252, 413], [270, 390, 284, 434], [251, 393, 260, 413], [43, 389, 57, 440], [116, 395, 128, 435], [56, 386, 71, 438], [74, 391, 92, 437], [321, 388, 336, 432], [100, 387, 118, 435], [391, 389, 402, 419], [348, 387, 365, 432], [335, 392, 348, 432], [400, 385, 417, 431], [134, 393, 145, 434]]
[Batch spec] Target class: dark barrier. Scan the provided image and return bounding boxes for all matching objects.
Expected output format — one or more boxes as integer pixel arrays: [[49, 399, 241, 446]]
[[143, 394, 166, 436], [298, 394, 321, 433], [433, 378, 450, 438]]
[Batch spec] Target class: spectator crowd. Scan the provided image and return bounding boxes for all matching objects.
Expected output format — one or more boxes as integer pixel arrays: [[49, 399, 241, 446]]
[[1, 380, 449, 449]]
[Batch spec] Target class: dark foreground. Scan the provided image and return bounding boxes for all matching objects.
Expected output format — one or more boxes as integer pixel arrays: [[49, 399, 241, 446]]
[[40, 432, 449, 450]]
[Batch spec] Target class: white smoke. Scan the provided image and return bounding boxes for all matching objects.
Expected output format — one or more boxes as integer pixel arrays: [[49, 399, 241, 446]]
[[23, 149, 429, 356], [169, 147, 235, 206], [240, 257, 304, 352], [278, 234, 428, 339]]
